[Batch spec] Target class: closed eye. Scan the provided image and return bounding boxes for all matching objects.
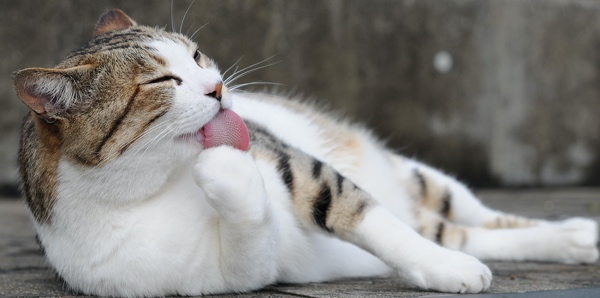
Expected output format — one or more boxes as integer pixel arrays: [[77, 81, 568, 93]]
[[145, 75, 182, 85]]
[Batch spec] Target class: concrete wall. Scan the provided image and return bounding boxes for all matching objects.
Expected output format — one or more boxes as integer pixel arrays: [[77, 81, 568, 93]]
[[2, 0, 600, 192]]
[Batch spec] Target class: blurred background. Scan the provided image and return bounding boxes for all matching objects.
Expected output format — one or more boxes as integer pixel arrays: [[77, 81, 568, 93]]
[[1, 0, 600, 196]]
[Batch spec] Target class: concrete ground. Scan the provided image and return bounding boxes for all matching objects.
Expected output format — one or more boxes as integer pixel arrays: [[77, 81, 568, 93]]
[[2, 189, 600, 297]]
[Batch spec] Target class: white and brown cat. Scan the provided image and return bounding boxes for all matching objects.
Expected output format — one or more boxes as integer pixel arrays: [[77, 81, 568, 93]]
[[13, 9, 598, 297]]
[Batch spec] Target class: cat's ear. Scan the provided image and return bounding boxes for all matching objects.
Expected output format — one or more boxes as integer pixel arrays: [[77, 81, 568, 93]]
[[13, 66, 92, 121], [94, 9, 137, 37]]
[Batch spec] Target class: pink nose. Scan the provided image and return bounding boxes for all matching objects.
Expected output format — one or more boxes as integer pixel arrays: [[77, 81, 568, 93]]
[[206, 82, 223, 101]]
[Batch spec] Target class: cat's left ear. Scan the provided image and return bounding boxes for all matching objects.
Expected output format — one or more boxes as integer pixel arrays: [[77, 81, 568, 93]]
[[13, 65, 92, 121], [94, 9, 137, 37]]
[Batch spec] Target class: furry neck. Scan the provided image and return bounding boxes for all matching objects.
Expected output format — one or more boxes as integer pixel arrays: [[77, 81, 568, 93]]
[[57, 149, 193, 206]]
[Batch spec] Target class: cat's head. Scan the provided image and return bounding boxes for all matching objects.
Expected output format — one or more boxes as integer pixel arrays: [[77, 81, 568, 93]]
[[14, 9, 247, 169]]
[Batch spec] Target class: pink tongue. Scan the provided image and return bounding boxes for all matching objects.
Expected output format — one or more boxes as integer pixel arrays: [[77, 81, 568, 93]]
[[202, 109, 250, 151]]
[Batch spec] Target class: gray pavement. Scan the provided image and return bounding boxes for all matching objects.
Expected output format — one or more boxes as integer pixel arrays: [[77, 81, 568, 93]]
[[2, 189, 600, 297]]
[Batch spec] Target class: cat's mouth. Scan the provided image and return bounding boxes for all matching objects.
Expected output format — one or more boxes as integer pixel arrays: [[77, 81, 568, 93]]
[[180, 109, 250, 151]]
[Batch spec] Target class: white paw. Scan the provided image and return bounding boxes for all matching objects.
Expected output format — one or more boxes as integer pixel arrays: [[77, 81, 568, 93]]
[[553, 217, 599, 264], [193, 146, 268, 219], [403, 247, 492, 293]]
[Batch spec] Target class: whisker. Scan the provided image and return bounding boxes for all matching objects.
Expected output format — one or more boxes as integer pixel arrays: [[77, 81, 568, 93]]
[[185, 20, 197, 36], [222, 56, 244, 78], [90, 121, 174, 172], [120, 122, 174, 157], [225, 54, 279, 83], [230, 65, 240, 81], [129, 122, 178, 183], [227, 89, 254, 94], [170, 0, 175, 33], [229, 81, 284, 91], [89, 118, 183, 193], [180, 0, 196, 34], [224, 60, 281, 86], [126, 122, 179, 192], [190, 22, 210, 40], [126, 122, 175, 160]]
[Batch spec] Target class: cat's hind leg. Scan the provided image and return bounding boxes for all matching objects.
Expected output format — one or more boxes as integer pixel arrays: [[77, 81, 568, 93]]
[[387, 152, 599, 263], [387, 152, 542, 228], [417, 208, 599, 264]]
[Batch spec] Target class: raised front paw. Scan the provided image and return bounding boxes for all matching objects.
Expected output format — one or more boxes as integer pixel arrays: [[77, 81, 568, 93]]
[[403, 248, 492, 294], [193, 146, 268, 219], [553, 217, 599, 264]]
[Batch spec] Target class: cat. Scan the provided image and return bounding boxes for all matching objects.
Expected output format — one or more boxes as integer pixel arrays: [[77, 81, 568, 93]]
[[13, 9, 599, 297]]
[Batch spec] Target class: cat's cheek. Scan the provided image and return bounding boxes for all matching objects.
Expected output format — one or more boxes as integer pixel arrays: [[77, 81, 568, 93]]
[[192, 146, 268, 219]]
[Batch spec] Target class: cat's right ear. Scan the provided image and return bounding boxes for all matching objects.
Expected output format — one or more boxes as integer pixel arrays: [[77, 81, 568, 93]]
[[94, 9, 137, 37], [13, 66, 92, 121]]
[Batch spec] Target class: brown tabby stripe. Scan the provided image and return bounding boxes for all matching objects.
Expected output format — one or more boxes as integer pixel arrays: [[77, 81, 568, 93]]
[[435, 222, 445, 244], [312, 159, 323, 179], [73, 153, 98, 167], [85, 38, 144, 50], [90, 31, 151, 46], [89, 28, 149, 44], [69, 45, 154, 59], [354, 201, 368, 216], [313, 183, 333, 232], [95, 87, 139, 162], [147, 53, 167, 67], [414, 168, 427, 198], [277, 152, 294, 193], [440, 191, 452, 218], [336, 173, 344, 195], [67, 30, 155, 58]]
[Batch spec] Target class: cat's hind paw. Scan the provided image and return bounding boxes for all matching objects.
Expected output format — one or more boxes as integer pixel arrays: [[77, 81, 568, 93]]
[[553, 217, 599, 264], [402, 248, 492, 294]]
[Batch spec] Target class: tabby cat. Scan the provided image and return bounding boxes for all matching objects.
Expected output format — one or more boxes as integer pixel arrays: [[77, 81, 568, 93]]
[[14, 9, 598, 297]]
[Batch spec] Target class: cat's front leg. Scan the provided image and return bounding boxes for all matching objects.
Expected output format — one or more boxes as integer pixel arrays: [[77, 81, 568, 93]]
[[350, 206, 492, 293], [193, 146, 279, 291]]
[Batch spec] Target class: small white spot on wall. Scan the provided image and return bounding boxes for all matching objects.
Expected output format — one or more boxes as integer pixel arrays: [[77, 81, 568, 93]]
[[433, 51, 453, 74]]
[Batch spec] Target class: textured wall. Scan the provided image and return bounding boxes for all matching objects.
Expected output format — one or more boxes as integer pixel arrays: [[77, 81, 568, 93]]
[[2, 0, 600, 192]]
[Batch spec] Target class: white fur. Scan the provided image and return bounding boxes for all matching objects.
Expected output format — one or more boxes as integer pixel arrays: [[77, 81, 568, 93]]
[[351, 206, 492, 293], [35, 38, 599, 297], [462, 217, 599, 263]]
